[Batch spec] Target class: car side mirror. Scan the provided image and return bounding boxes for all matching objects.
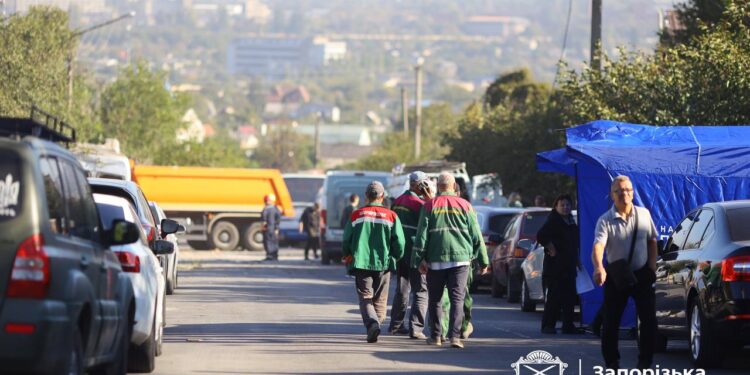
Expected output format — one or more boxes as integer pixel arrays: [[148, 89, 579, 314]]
[[109, 220, 141, 246], [153, 239, 174, 255], [160, 218, 180, 236], [177, 224, 186, 233], [517, 239, 535, 253]]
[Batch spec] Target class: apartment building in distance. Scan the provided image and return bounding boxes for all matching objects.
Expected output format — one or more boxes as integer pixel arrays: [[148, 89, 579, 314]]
[[227, 36, 346, 78]]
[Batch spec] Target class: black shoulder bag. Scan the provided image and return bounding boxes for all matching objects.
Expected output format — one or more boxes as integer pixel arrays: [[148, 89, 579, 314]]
[[606, 208, 638, 291]]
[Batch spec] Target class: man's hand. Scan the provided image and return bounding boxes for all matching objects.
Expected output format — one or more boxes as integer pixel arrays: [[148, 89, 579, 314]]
[[418, 260, 429, 274], [479, 266, 489, 275], [593, 266, 607, 287]]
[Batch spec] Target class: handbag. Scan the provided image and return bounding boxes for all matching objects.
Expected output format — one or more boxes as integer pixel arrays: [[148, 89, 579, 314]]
[[606, 207, 639, 291]]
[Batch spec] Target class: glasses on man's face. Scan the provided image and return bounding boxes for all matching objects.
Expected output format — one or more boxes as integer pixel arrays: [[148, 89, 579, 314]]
[[612, 188, 634, 195]]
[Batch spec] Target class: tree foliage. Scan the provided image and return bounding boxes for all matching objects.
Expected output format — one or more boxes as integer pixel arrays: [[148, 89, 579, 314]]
[[253, 125, 314, 172]]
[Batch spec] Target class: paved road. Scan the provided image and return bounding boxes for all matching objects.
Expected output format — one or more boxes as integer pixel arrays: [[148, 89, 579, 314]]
[[152, 247, 750, 374]]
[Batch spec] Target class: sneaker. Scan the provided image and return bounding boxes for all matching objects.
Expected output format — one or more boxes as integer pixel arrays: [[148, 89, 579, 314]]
[[426, 336, 442, 346], [460, 322, 474, 339], [366, 325, 381, 343], [541, 326, 557, 334], [450, 337, 464, 349], [410, 331, 427, 340]]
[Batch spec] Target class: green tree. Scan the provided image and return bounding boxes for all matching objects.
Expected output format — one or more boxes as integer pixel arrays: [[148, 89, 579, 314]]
[[558, 2, 750, 126], [253, 125, 314, 172], [100, 61, 188, 163], [0, 7, 76, 117], [661, 0, 732, 46]]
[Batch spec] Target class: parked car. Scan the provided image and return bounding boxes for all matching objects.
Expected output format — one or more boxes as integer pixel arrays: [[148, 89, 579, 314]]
[[0, 124, 141, 374], [96, 194, 173, 372], [318, 171, 391, 264], [655, 201, 750, 367], [149, 201, 184, 295], [471, 206, 524, 290], [490, 208, 550, 301], [279, 174, 324, 246]]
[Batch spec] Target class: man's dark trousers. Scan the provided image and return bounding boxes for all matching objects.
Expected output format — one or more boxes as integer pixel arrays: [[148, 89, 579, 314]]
[[304, 236, 319, 259], [388, 261, 411, 332], [263, 231, 279, 260], [601, 265, 656, 367], [355, 269, 391, 331], [427, 265, 469, 340]]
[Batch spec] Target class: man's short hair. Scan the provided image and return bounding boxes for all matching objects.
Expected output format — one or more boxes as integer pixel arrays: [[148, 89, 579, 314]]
[[437, 172, 455, 187], [610, 175, 632, 191], [365, 181, 385, 200], [349, 193, 360, 203]]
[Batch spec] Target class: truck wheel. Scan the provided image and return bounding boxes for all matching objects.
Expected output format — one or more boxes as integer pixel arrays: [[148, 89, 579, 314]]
[[210, 221, 240, 251], [241, 223, 265, 251], [187, 240, 211, 250]]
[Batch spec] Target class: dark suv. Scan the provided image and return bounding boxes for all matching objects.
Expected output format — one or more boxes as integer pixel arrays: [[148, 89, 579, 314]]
[[0, 115, 142, 374]]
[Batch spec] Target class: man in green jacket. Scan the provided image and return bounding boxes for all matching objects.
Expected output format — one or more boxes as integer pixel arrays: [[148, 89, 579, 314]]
[[413, 173, 489, 349], [342, 181, 406, 343]]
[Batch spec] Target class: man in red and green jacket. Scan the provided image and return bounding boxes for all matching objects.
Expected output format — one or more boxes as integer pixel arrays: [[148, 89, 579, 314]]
[[388, 171, 433, 339], [412, 173, 489, 349], [342, 181, 405, 343]]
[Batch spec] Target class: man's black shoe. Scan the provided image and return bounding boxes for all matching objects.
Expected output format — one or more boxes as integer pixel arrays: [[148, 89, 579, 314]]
[[367, 324, 381, 343]]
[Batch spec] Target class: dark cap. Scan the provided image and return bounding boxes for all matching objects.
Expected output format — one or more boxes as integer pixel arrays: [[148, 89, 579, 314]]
[[365, 181, 385, 199]]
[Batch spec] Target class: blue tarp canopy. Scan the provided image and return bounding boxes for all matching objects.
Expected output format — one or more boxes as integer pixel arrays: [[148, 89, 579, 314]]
[[537, 120, 750, 326]]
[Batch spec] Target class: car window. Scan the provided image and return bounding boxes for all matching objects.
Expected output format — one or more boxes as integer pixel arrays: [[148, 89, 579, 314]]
[[60, 161, 97, 241], [148, 203, 161, 223], [136, 189, 157, 227], [505, 215, 520, 240], [285, 177, 324, 203], [521, 212, 548, 238], [683, 209, 714, 250], [726, 207, 750, 241], [666, 211, 697, 253], [39, 157, 66, 233], [488, 213, 515, 235], [73, 166, 101, 242], [96, 202, 126, 231]]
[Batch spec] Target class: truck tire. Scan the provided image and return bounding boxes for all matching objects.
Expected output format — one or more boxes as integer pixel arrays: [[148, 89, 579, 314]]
[[187, 240, 211, 250], [210, 221, 240, 251], [241, 222, 264, 251]]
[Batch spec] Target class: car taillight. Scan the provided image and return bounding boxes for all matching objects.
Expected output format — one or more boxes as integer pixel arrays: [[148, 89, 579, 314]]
[[142, 223, 155, 242], [4, 323, 35, 334], [512, 246, 527, 258], [320, 209, 327, 235], [115, 251, 140, 273], [722, 255, 750, 282], [6, 234, 50, 299]]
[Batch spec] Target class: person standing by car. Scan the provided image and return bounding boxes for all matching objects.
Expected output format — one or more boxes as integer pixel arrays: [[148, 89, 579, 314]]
[[388, 171, 433, 338], [299, 202, 321, 260], [592, 175, 658, 370], [262, 194, 282, 261], [537, 194, 580, 334], [343, 181, 405, 343], [341, 193, 360, 228], [413, 173, 489, 349]]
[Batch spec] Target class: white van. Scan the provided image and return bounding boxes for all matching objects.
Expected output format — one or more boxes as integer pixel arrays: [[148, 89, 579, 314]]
[[318, 171, 391, 264]]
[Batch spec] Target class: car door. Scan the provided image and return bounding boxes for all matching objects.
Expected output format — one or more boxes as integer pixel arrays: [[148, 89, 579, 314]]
[[71, 163, 122, 356], [495, 215, 520, 283], [656, 210, 697, 333], [58, 159, 108, 358]]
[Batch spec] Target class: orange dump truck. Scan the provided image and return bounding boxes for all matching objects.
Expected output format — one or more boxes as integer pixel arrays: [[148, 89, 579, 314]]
[[132, 165, 294, 251]]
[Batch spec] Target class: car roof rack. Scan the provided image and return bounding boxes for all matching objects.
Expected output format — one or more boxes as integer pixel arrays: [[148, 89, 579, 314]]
[[0, 106, 77, 147]]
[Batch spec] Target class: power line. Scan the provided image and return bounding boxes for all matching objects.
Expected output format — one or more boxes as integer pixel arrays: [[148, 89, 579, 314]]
[[553, 0, 574, 87]]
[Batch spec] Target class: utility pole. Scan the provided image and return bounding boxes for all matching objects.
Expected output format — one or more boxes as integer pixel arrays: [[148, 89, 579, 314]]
[[414, 57, 424, 159], [590, 0, 602, 71], [401, 86, 409, 136], [314, 112, 322, 167], [68, 11, 135, 112]]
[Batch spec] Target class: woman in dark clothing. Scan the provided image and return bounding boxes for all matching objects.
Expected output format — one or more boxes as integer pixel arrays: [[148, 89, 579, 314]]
[[536, 194, 580, 334]]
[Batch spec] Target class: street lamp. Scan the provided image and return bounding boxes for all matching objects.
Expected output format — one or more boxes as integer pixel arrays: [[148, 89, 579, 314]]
[[414, 56, 424, 159], [67, 11, 135, 112]]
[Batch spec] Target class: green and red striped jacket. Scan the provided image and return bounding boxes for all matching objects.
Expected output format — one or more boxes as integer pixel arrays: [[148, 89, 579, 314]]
[[391, 190, 425, 267], [412, 192, 488, 267], [342, 202, 406, 271]]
